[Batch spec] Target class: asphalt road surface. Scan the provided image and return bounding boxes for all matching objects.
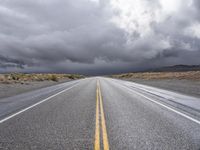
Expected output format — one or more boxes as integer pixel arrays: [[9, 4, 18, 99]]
[[0, 77, 200, 150]]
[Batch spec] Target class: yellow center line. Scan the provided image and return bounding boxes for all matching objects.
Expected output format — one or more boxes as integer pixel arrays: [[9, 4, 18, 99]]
[[98, 82, 110, 150], [94, 80, 110, 150], [94, 83, 100, 150]]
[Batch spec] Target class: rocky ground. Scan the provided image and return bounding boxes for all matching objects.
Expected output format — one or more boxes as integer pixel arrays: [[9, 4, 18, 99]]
[[111, 71, 200, 98], [0, 73, 84, 99], [0, 79, 72, 99], [117, 79, 200, 98]]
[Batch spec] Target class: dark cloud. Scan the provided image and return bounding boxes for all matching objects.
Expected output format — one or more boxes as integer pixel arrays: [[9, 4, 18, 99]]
[[0, 0, 200, 75], [194, 0, 200, 9], [0, 55, 25, 69]]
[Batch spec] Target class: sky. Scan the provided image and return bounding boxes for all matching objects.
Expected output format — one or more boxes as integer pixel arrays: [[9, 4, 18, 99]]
[[0, 0, 200, 75]]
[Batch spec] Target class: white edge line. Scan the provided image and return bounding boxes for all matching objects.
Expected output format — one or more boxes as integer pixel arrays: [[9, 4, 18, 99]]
[[116, 81, 200, 125], [0, 83, 78, 124], [134, 90, 200, 125]]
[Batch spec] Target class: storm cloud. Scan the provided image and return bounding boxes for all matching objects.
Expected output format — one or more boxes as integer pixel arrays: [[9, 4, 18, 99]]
[[0, 0, 200, 75]]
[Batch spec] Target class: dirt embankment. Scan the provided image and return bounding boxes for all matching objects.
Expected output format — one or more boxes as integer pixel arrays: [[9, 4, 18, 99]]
[[111, 71, 200, 98], [0, 73, 84, 84], [0, 73, 84, 99], [111, 71, 200, 80]]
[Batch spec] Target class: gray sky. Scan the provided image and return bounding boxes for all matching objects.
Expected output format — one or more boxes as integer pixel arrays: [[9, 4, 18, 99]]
[[0, 0, 200, 75]]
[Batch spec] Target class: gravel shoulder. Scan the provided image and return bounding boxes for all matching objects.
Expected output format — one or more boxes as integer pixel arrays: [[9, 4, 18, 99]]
[[118, 79, 200, 98], [0, 79, 71, 99]]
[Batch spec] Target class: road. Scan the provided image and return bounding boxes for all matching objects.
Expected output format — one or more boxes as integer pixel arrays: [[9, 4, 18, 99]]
[[0, 77, 200, 149]]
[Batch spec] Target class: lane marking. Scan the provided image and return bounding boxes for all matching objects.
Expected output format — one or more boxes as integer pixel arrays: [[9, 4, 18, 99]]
[[116, 81, 200, 125], [98, 82, 109, 150], [134, 91, 200, 125], [94, 80, 110, 150], [0, 83, 79, 124], [94, 83, 100, 150]]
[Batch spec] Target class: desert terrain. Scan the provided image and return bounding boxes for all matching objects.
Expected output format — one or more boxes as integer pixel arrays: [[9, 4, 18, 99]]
[[0, 73, 84, 98], [111, 71, 200, 97]]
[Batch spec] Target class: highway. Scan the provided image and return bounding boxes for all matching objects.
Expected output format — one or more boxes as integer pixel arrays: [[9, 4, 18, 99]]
[[0, 77, 200, 149]]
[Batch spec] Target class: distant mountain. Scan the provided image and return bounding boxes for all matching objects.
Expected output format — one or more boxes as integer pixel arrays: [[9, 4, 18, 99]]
[[148, 65, 200, 72]]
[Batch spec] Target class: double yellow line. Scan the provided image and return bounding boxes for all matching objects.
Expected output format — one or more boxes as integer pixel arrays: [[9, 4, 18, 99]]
[[94, 81, 109, 150]]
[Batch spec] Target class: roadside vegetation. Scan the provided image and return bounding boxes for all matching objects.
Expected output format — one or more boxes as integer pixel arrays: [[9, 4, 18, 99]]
[[0, 73, 84, 84], [111, 71, 200, 81]]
